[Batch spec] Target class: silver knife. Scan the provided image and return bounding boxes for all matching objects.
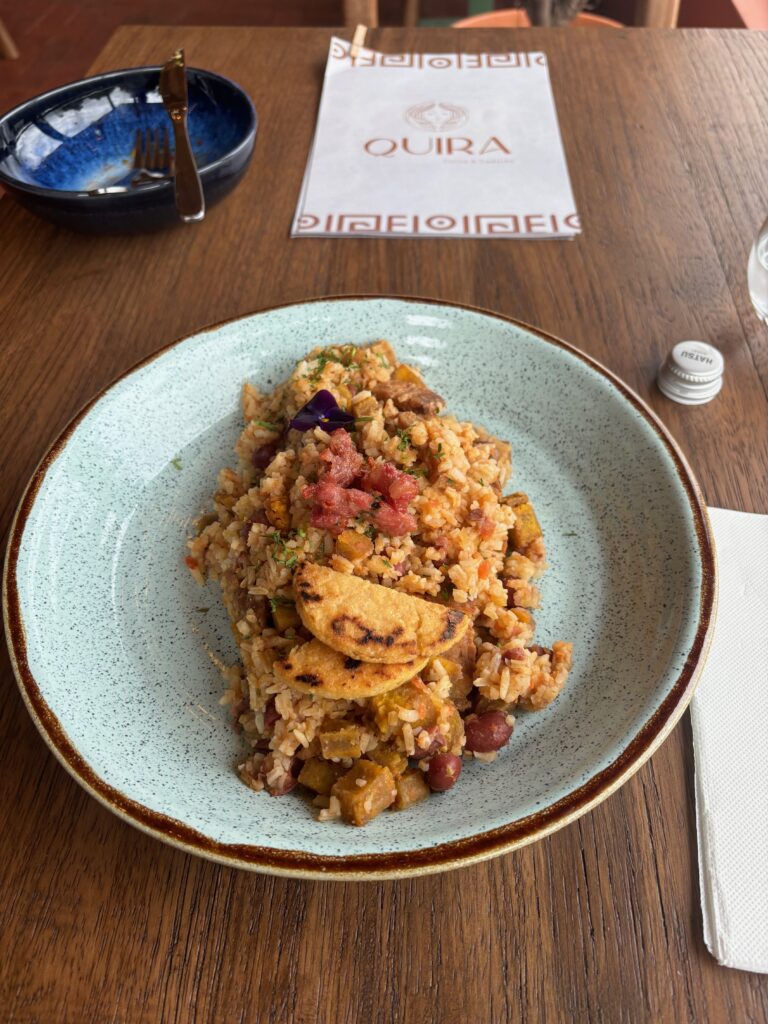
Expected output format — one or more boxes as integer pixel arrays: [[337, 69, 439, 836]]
[[159, 49, 205, 223]]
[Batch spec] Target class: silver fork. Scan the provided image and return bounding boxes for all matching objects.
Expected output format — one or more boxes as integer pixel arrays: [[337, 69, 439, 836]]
[[132, 126, 174, 183], [89, 126, 174, 195]]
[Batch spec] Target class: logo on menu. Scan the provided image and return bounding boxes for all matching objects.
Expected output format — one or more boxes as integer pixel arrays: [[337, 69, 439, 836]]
[[363, 101, 511, 159], [404, 101, 469, 132]]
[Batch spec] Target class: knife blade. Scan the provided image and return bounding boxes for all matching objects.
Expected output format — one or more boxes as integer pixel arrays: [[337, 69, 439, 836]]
[[159, 49, 205, 223]]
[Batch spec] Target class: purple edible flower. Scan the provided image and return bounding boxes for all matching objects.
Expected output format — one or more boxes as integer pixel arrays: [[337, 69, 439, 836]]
[[288, 390, 355, 433]]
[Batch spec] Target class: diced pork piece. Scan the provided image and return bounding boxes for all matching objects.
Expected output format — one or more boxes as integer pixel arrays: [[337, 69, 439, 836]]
[[373, 380, 445, 416]]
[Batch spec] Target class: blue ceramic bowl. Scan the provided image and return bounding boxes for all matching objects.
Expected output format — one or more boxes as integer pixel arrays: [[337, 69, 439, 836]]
[[0, 66, 257, 233]]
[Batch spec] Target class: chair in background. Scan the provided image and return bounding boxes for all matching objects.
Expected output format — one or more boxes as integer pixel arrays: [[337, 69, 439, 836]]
[[731, 0, 768, 27], [343, 0, 682, 28], [0, 17, 19, 59], [454, 8, 622, 25]]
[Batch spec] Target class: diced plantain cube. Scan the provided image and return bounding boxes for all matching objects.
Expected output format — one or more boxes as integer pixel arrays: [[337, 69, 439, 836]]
[[392, 769, 430, 811], [335, 529, 374, 562], [272, 602, 300, 630], [434, 631, 477, 709], [264, 493, 291, 531], [510, 501, 542, 551], [433, 655, 461, 681], [448, 676, 473, 709], [512, 607, 534, 625], [318, 721, 365, 760], [442, 704, 465, 750], [393, 363, 423, 385], [332, 761, 396, 825], [298, 757, 344, 795], [369, 679, 438, 739], [367, 746, 408, 776]]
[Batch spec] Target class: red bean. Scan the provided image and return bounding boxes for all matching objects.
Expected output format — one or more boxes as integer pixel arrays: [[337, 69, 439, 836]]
[[427, 753, 462, 792], [240, 511, 269, 541], [464, 711, 514, 753], [259, 753, 300, 796], [230, 697, 248, 732], [264, 699, 280, 728], [502, 647, 526, 662], [252, 441, 279, 470], [410, 726, 446, 760]]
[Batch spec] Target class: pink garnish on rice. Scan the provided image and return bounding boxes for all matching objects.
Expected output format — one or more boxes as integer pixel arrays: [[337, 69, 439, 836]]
[[303, 431, 418, 536], [319, 427, 363, 486], [360, 459, 419, 535], [302, 479, 373, 534], [371, 503, 417, 536]]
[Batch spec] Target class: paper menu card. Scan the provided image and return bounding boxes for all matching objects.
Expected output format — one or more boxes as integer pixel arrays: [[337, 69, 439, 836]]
[[292, 38, 581, 239]]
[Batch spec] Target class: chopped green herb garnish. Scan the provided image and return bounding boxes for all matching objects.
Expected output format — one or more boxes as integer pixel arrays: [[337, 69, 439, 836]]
[[308, 348, 360, 384], [254, 419, 280, 431], [397, 429, 411, 452], [382, 559, 392, 569], [269, 531, 300, 569], [364, 524, 376, 539], [479, 478, 485, 487], [376, 352, 389, 368], [269, 595, 296, 611], [435, 443, 444, 460], [405, 467, 427, 478], [171, 456, 183, 470], [296, 526, 307, 538], [309, 353, 330, 383], [355, 416, 375, 423]]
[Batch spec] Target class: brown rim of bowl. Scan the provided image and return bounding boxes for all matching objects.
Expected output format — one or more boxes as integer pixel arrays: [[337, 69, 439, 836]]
[[2, 294, 717, 881]]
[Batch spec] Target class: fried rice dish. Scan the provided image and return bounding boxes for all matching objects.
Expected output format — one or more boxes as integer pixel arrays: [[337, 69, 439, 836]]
[[187, 341, 573, 826]]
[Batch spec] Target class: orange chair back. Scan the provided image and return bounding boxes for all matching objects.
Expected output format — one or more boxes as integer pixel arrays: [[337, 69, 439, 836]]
[[453, 9, 622, 28]]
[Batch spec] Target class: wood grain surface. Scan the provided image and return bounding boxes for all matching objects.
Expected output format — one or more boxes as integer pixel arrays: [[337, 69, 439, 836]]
[[1, 25, 767, 1024]]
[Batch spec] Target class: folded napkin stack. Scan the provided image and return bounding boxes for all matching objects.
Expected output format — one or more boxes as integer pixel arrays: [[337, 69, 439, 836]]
[[692, 507, 768, 974]]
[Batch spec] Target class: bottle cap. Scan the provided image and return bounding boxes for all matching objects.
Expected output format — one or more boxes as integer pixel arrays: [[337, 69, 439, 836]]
[[657, 341, 724, 405]]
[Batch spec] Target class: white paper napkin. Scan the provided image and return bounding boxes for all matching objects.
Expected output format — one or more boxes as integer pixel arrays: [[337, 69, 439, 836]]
[[292, 37, 580, 239], [692, 507, 768, 973]]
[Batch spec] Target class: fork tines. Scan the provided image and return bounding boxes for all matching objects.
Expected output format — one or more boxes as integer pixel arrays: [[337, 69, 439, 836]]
[[133, 126, 173, 177]]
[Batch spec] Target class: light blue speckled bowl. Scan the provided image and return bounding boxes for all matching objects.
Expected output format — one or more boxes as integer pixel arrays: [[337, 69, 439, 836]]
[[3, 297, 715, 879]]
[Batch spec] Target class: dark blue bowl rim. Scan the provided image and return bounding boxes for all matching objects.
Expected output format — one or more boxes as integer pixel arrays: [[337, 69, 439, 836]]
[[0, 65, 257, 200]]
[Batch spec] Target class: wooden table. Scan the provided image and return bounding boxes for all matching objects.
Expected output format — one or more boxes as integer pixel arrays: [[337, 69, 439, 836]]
[[1, 24, 767, 1023]]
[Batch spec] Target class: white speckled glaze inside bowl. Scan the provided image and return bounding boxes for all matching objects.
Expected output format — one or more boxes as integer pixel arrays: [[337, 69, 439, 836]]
[[4, 297, 715, 878]]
